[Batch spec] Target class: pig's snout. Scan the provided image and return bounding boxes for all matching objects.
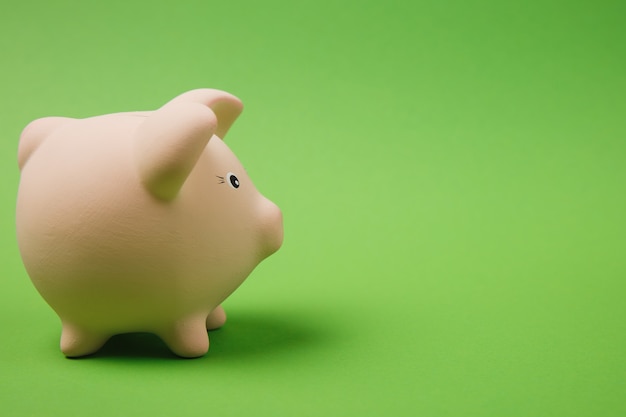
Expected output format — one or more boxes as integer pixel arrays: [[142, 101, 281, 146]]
[[258, 197, 283, 258]]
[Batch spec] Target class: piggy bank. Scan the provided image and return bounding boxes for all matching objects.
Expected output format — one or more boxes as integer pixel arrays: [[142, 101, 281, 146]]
[[16, 89, 283, 358]]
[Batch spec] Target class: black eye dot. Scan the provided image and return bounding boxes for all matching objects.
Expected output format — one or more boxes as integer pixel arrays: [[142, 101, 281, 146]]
[[227, 172, 240, 189]]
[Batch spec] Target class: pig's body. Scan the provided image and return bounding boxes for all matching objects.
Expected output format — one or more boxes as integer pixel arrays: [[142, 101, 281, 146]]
[[16, 90, 283, 358]]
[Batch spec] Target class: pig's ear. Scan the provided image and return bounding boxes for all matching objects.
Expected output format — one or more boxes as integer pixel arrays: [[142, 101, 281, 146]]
[[134, 89, 243, 201], [165, 89, 243, 139], [18, 117, 74, 171]]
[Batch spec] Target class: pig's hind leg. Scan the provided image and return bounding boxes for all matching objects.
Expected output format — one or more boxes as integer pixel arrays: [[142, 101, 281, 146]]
[[60, 322, 109, 357]]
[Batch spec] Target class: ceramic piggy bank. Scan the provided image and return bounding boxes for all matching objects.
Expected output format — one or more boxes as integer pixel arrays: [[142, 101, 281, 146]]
[[16, 89, 283, 358]]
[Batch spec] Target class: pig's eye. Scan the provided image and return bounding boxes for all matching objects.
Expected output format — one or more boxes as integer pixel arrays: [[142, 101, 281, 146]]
[[227, 172, 240, 189]]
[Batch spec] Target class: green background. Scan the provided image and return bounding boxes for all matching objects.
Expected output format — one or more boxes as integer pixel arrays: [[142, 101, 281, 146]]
[[1, 0, 625, 416]]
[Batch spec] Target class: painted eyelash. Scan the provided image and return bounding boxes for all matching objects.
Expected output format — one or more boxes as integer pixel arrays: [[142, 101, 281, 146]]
[[216, 175, 225, 184]]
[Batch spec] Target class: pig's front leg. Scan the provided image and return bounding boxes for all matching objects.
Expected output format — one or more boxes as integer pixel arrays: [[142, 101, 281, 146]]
[[158, 315, 209, 358], [206, 305, 226, 330]]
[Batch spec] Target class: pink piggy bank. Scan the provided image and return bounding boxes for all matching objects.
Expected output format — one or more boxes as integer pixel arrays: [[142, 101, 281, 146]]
[[16, 89, 283, 358]]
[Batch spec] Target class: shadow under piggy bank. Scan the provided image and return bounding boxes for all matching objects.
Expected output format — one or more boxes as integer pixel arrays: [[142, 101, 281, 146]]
[[87, 310, 323, 361]]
